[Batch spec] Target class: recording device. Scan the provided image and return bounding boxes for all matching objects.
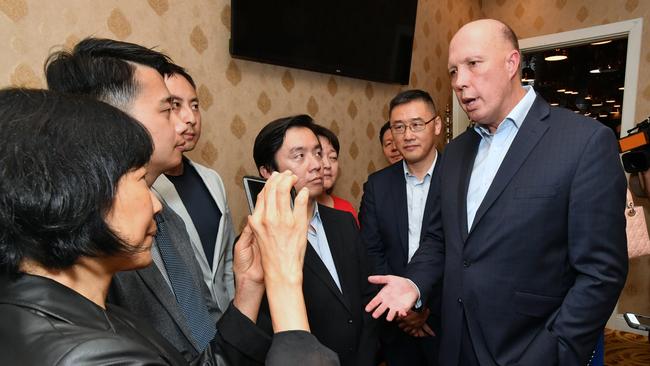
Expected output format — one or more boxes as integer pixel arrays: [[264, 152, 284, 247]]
[[623, 312, 650, 331], [242, 176, 296, 214], [620, 117, 650, 173]]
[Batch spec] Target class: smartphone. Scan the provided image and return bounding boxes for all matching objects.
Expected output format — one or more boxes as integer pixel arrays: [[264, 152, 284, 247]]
[[242, 176, 296, 214], [624, 312, 650, 331]]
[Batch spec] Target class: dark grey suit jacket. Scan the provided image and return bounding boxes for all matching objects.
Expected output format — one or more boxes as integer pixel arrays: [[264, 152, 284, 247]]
[[359, 158, 441, 346], [109, 203, 270, 365], [407, 96, 628, 365]]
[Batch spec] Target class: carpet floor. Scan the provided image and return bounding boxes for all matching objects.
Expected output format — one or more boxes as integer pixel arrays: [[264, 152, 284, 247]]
[[604, 328, 650, 365]]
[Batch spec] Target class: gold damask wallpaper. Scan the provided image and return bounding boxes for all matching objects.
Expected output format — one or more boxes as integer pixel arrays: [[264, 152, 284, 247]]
[[2, 0, 649, 314]]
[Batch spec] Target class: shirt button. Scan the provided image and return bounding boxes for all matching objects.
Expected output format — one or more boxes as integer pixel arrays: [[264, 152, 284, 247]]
[[463, 260, 471, 268], [458, 297, 463, 303], [348, 319, 353, 324]]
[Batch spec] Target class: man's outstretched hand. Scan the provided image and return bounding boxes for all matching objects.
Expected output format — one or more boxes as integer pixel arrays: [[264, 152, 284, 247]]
[[365, 275, 419, 321]]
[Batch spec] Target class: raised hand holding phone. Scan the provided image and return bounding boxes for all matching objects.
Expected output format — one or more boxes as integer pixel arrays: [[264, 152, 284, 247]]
[[248, 171, 311, 332]]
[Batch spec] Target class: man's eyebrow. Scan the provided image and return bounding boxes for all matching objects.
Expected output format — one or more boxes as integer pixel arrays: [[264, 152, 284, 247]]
[[160, 96, 173, 106]]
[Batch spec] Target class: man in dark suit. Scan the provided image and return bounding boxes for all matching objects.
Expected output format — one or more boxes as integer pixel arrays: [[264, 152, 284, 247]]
[[253, 115, 377, 366], [360, 89, 442, 365], [366, 19, 628, 365], [45, 37, 270, 365]]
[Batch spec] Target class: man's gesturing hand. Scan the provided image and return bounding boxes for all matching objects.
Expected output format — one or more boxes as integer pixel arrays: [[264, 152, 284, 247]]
[[365, 275, 419, 321]]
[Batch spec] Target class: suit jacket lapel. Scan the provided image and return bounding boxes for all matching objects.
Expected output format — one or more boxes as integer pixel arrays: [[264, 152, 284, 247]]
[[421, 152, 441, 242], [135, 265, 198, 349], [459, 132, 481, 242], [190, 160, 229, 277], [389, 163, 410, 260], [152, 175, 209, 271], [304, 242, 352, 313], [469, 97, 550, 234]]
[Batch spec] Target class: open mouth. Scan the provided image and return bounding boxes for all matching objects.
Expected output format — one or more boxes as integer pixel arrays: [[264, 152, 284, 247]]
[[461, 97, 478, 109]]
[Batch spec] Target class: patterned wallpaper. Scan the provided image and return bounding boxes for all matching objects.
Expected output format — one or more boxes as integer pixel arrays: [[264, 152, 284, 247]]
[[481, 0, 650, 322]]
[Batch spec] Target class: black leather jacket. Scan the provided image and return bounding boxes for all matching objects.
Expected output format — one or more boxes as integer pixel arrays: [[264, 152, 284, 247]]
[[0, 274, 189, 365]]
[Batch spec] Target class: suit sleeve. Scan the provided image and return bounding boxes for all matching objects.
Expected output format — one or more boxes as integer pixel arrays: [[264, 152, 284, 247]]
[[530, 126, 628, 365], [210, 301, 272, 365], [359, 178, 390, 275], [266, 331, 340, 366], [405, 154, 446, 305]]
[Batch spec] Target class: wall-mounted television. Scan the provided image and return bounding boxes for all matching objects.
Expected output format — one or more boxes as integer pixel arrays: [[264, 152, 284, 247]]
[[230, 0, 418, 85]]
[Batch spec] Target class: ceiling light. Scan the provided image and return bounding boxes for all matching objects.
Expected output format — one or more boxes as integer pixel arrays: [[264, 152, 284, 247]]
[[550, 103, 559, 106], [571, 91, 579, 95], [610, 111, 618, 114], [614, 104, 621, 108], [590, 68, 601, 74], [619, 87, 624, 90], [584, 96, 592, 100], [592, 103, 603, 107], [591, 40, 612, 45], [606, 99, 616, 103], [545, 49, 568, 61], [557, 89, 566, 92], [564, 90, 573, 94], [599, 114, 608, 118]]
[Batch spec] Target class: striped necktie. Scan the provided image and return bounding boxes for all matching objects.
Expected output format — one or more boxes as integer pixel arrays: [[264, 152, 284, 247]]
[[154, 215, 216, 351]]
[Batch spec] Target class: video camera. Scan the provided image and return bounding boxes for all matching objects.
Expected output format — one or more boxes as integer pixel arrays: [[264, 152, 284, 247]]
[[620, 117, 650, 173]]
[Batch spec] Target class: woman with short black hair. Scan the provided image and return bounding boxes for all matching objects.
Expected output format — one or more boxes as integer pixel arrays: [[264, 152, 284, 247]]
[[0, 88, 187, 365]]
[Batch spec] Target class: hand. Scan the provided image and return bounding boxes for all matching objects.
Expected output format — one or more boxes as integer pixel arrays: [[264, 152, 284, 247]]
[[365, 275, 419, 321], [397, 308, 435, 337], [248, 171, 311, 332], [233, 224, 263, 286], [232, 225, 265, 322], [249, 171, 310, 287]]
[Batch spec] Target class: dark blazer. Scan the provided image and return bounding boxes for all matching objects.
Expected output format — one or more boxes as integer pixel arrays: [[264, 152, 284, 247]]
[[407, 96, 628, 366], [109, 203, 270, 365], [359, 158, 442, 339], [257, 204, 378, 366]]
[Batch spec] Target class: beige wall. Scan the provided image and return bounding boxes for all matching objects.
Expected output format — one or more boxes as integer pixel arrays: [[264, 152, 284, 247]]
[[480, 0, 650, 315]]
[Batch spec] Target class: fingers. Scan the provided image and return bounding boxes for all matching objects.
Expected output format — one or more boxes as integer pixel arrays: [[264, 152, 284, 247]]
[[237, 223, 253, 248], [422, 323, 435, 337], [367, 275, 391, 285]]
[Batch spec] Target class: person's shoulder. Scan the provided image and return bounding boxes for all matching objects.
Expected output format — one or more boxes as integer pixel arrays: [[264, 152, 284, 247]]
[[319, 203, 356, 225], [367, 160, 403, 182], [0, 303, 168, 366]]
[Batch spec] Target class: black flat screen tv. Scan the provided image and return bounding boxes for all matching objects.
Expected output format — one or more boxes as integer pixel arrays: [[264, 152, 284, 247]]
[[230, 0, 418, 85]]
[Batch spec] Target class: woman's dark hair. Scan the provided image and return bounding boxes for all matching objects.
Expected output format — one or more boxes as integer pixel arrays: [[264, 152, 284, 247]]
[[312, 124, 340, 155], [0, 88, 154, 275], [253, 114, 316, 174]]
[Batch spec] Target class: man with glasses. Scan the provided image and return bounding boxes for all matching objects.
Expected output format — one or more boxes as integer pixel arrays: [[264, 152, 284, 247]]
[[359, 90, 442, 366]]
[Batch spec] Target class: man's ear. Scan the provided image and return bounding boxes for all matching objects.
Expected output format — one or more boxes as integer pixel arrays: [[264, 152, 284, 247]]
[[433, 115, 443, 136], [506, 49, 521, 80], [259, 166, 272, 179]]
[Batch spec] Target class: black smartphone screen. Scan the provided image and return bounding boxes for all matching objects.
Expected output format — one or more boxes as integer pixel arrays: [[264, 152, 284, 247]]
[[243, 176, 296, 214]]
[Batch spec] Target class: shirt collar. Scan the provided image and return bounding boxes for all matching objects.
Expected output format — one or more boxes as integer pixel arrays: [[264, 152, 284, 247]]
[[474, 85, 537, 137], [402, 151, 437, 179]]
